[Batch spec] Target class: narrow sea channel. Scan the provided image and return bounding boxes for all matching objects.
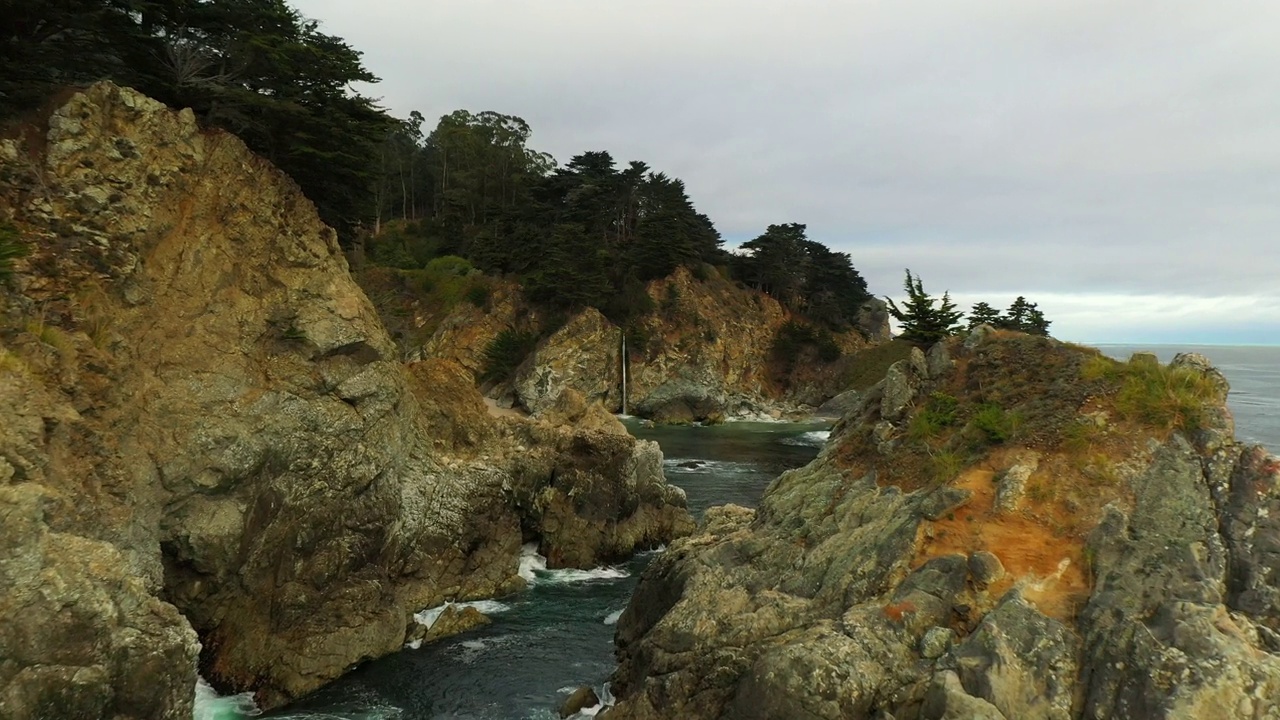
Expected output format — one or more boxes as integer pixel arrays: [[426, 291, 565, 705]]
[[199, 420, 829, 720]]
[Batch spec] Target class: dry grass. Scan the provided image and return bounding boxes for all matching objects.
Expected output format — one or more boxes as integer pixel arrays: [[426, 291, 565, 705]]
[[1081, 355, 1222, 432]]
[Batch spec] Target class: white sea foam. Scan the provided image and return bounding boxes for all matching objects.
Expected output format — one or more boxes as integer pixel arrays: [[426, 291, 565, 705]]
[[411, 599, 512, 629], [603, 609, 624, 625], [780, 430, 831, 447], [663, 458, 756, 475], [519, 542, 630, 585], [540, 566, 630, 583], [193, 676, 260, 720], [519, 542, 548, 583]]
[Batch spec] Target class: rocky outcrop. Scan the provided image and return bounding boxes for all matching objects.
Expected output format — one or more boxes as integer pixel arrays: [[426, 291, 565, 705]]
[[606, 334, 1280, 719], [0, 83, 692, 716], [439, 266, 880, 422]]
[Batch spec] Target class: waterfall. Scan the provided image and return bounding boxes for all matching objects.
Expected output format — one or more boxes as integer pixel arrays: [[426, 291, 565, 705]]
[[620, 330, 628, 415]]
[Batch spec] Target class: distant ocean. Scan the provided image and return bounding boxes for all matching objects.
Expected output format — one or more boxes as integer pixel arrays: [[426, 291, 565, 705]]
[[1095, 344, 1280, 452]]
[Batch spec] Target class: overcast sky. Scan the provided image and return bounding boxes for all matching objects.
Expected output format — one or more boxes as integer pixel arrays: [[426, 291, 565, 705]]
[[294, 0, 1279, 344]]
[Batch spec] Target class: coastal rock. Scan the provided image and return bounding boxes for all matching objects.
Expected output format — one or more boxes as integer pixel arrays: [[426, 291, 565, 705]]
[[426, 264, 877, 422], [0, 83, 694, 712], [514, 308, 618, 415], [607, 334, 1280, 720], [856, 298, 892, 342], [561, 686, 601, 718], [993, 452, 1040, 513]]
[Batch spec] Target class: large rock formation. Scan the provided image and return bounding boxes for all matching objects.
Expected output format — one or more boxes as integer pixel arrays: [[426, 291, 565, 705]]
[[0, 83, 692, 716], [605, 332, 1280, 719], [424, 265, 887, 422]]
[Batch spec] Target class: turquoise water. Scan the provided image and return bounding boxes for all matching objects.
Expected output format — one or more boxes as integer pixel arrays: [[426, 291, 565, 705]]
[[197, 421, 827, 720]]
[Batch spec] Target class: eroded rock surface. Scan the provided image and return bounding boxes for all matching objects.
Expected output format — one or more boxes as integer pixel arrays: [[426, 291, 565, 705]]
[[0, 83, 693, 715], [606, 334, 1280, 720]]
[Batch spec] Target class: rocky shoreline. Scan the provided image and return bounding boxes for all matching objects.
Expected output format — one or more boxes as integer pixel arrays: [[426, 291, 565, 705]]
[[0, 83, 693, 717], [602, 332, 1280, 719]]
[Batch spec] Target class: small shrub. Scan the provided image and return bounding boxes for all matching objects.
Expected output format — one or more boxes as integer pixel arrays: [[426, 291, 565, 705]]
[[909, 392, 960, 441], [0, 222, 30, 281], [661, 283, 681, 315], [927, 448, 967, 483], [972, 403, 1019, 444], [690, 263, 711, 282], [481, 329, 538, 383], [465, 284, 490, 308]]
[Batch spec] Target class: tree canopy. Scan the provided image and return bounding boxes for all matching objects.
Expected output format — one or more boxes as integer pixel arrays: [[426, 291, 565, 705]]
[[1, 0, 394, 236], [732, 224, 871, 330], [886, 269, 964, 344]]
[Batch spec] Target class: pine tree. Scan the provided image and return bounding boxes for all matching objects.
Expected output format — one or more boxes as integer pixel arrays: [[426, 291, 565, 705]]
[[967, 301, 1001, 329], [886, 270, 964, 344]]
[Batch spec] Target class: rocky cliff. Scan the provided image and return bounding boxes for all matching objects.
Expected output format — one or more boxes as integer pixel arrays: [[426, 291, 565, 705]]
[[424, 265, 891, 423], [605, 330, 1280, 719], [0, 83, 692, 717]]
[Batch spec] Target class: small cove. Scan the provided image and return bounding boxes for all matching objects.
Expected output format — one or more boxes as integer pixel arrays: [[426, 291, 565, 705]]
[[210, 420, 829, 720]]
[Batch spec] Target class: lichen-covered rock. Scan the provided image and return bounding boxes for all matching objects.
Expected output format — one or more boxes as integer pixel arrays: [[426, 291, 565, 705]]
[[514, 308, 619, 415], [607, 334, 1280, 720]]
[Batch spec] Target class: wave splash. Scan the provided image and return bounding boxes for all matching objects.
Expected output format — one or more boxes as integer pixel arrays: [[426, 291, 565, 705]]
[[193, 676, 260, 720], [520, 543, 631, 585]]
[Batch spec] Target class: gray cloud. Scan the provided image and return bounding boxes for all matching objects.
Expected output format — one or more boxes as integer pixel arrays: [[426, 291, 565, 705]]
[[294, 0, 1280, 341]]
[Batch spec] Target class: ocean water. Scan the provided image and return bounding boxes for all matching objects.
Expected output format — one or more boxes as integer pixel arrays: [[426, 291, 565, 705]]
[[196, 421, 825, 720], [1096, 344, 1280, 450], [196, 347, 1278, 719]]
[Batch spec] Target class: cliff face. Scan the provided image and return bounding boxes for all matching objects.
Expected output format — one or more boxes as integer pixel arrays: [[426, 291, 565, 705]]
[[425, 265, 888, 422], [0, 83, 692, 716], [606, 332, 1280, 719]]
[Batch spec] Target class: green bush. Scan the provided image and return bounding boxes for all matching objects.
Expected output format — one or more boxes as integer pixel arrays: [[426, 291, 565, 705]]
[[909, 392, 960, 441], [481, 329, 538, 384], [0, 222, 29, 281], [465, 284, 490, 308], [972, 403, 1019, 444]]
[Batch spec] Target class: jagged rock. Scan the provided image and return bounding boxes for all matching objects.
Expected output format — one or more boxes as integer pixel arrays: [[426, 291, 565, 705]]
[[404, 605, 491, 647], [856, 298, 892, 342], [815, 387, 862, 419], [993, 452, 1040, 513], [919, 626, 954, 659], [967, 551, 1005, 585], [881, 359, 920, 421], [606, 334, 1280, 720], [926, 341, 954, 379], [513, 309, 618, 415], [631, 374, 727, 424], [560, 686, 601, 718], [0, 83, 695, 712], [964, 324, 996, 350], [921, 671, 1008, 720], [953, 592, 1078, 720], [0, 484, 200, 720], [920, 486, 972, 521], [539, 388, 627, 435]]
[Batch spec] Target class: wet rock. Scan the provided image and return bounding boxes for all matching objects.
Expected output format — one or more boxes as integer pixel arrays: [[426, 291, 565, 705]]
[[404, 605, 491, 647], [561, 686, 600, 717]]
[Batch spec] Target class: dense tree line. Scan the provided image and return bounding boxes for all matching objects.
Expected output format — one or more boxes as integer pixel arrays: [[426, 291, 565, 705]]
[[1, 0, 393, 235], [888, 270, 1052, 344], [3, 1, 875, 332]]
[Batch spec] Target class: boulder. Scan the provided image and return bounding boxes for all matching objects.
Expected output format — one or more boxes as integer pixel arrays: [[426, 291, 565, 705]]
[[560, 686, 601, 718]]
